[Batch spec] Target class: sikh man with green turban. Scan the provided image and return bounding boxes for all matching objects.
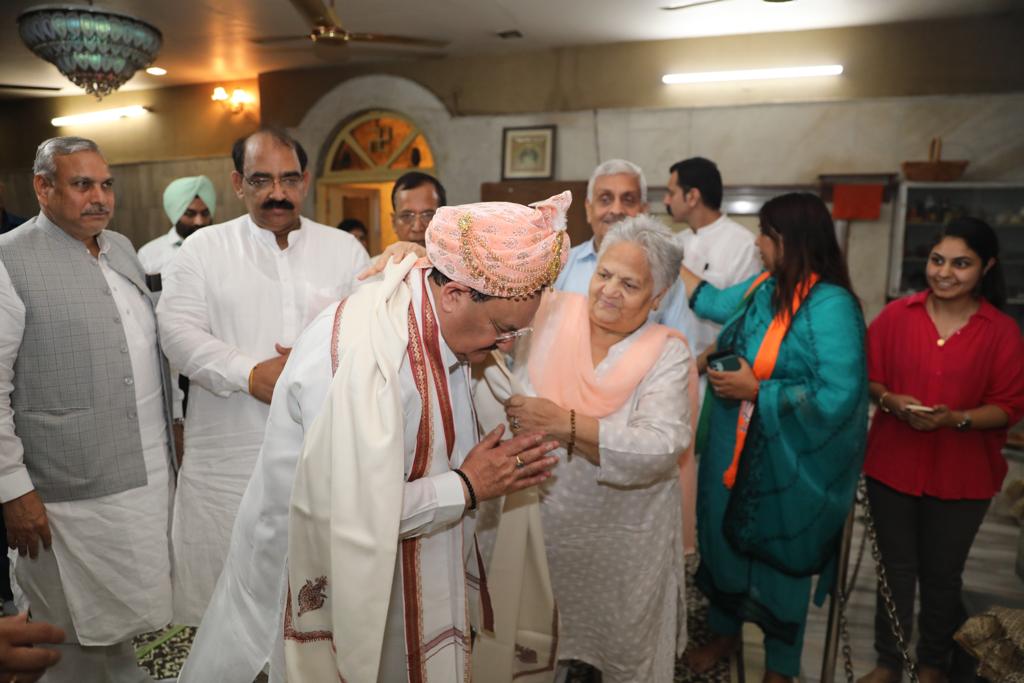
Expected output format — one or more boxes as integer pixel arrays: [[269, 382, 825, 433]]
[[138, 175, 216, 274]]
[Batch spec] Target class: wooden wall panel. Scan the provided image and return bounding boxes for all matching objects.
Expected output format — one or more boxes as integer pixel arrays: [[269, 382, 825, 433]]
[[1, 156, 246, 249], [480, 180, 591, 249]]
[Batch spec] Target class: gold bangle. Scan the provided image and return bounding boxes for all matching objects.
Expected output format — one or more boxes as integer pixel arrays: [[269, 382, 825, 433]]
[[878, 391, 891, 414], [248, 364, 257, 395], [566, 409, 576, 458]]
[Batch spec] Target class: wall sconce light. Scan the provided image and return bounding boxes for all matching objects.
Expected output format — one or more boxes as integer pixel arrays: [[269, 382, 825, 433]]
[[212, 86, 255, 113], [51, 105, 151, 127]]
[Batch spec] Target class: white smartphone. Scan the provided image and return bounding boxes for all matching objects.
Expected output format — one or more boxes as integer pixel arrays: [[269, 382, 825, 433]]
[[905, 404, 936, 414]]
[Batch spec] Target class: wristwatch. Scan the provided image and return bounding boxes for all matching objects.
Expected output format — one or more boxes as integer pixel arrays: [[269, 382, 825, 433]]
[[955, 412, 972, 432]]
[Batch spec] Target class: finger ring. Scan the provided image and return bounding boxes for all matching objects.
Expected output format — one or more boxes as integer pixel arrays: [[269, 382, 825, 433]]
[[510, 417, 520, 430], [515, 455, 525, 469]]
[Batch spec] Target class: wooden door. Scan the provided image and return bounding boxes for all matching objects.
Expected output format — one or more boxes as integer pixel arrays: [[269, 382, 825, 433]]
[[318, 183, 384, 254]]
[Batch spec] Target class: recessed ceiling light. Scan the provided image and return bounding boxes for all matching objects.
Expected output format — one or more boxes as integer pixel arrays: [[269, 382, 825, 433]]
[[146, 67, 167, 76]]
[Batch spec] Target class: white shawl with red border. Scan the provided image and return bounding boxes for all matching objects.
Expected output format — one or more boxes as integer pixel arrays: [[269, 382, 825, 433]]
[[285, 256, 483, 682]]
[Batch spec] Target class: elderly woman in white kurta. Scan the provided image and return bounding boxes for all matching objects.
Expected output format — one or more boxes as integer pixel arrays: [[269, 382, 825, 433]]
[[505, 216, 696, 682]]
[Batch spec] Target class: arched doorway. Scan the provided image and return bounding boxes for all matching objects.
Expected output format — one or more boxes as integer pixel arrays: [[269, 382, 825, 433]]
[[316, 110, 437, 255]]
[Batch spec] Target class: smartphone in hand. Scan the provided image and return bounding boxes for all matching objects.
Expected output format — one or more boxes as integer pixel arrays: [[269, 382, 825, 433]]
[[905, 404, 936, 414], [707, 349, 742, 372]]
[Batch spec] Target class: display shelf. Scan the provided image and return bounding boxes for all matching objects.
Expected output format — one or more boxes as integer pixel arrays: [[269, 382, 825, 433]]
[[888, 181, 1024, 332]]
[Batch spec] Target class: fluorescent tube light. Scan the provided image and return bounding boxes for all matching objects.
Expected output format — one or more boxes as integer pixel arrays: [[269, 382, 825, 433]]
[[662, 64, 843, 85], [51, 105, 150, 127]]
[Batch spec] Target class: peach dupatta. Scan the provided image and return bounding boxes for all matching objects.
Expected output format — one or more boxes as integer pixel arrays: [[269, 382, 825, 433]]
[[525, 290, 700, 551]]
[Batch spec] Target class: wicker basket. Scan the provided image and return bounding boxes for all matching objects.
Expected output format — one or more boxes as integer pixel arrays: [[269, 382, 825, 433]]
[[901, 137, 968, 182]]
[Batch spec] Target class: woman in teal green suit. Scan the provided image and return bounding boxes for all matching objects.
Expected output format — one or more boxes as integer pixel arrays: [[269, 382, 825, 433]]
[[679, 193, 868, 682]]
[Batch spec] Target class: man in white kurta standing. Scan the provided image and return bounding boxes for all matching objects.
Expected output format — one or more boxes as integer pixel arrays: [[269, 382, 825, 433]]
[[179, 194, 570, 683], [0, 136, 175, 682], [138, 175, 218, 454], [136, 175, 216, 275], [661, 156, 762, 361], [156, 127, 370, 627]]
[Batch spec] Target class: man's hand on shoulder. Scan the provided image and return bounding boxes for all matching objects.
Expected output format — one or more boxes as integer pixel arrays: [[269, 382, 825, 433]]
[[3, 491, 51, 559], [356, 242, 426, 281]]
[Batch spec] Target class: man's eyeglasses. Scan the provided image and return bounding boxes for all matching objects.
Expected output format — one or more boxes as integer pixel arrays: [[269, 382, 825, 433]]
[[244, 174, 303, 191], [493, 325, 533, 344], [395, 210, 437, 226]]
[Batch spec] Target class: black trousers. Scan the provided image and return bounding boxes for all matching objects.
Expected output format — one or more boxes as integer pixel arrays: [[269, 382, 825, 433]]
[[865, 477, 989, 671]]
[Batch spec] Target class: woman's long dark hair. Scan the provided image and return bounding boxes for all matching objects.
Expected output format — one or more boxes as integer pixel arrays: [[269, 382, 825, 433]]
[[932, 217, 1006, 309], [759, 192, 856, 319]]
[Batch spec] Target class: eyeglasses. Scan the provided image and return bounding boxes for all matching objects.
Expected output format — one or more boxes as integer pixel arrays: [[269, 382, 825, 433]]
[[244, 174, 303, 191], [492, 323, 533, 344], [395, 210, 437, 226]]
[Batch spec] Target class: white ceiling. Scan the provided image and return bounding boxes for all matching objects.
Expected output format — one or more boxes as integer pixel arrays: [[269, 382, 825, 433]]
[[0, 0, 1018, 98]]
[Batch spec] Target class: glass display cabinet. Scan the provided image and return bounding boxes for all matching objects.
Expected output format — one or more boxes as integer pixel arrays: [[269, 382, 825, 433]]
[[889, 181, 1024, 331]]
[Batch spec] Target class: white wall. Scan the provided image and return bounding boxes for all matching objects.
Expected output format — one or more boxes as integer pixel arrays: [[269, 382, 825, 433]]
[[294, 77, 1024, 320]]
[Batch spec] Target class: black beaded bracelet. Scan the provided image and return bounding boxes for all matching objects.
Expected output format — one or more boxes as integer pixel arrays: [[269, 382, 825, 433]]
[[453, 468, 477, 511]]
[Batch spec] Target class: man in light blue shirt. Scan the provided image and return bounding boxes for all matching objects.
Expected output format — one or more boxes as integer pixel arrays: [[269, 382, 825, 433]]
[[556, 159, 702, 343], [555, 159, 648, 294]]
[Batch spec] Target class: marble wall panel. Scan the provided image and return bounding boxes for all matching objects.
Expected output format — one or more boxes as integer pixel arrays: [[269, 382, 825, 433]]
[[293, 77, 1024, 319]]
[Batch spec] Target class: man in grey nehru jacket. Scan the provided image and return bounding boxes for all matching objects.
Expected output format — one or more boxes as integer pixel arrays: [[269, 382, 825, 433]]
[[0, 136, 174, 682]]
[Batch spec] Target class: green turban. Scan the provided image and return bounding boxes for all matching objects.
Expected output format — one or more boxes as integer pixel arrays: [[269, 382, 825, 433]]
[[163, 175, 217, 225]]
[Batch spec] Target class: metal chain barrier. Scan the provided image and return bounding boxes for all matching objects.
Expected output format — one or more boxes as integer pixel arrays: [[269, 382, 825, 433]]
[[837, 476, 919, 683]]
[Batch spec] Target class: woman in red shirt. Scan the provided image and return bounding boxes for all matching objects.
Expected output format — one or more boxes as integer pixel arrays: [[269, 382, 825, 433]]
[[860, 217, 1024, 683]]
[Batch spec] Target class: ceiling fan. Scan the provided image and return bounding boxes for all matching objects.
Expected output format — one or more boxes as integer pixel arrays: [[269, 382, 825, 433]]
[[251, 0, 448, 59]]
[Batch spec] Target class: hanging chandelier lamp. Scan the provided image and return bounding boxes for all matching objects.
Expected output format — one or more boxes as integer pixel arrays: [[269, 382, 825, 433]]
[[17, 5, 163, 100]]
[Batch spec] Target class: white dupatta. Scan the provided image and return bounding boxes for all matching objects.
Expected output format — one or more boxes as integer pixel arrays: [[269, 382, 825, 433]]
[[472, 351, 559, 682]]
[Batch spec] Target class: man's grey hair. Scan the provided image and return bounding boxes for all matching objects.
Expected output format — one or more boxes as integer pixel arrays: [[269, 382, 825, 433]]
[[33, 137, 101, 181], [597, 214, 683, 294], [586, 159, 648, 204]]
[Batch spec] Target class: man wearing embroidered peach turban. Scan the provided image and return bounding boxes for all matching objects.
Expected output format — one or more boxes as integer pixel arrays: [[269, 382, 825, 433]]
[[180, 192, 572, 683]]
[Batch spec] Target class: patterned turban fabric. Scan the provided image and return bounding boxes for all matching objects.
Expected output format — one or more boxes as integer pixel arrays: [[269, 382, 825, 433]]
[[425, 190, 572, 298], [163, 175, 217, 224]]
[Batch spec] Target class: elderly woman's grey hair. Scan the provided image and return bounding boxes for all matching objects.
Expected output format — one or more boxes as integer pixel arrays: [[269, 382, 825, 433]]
[[586, 159, 648, 204], [597, 215, 684, 294], [33, 137, 100, 181]]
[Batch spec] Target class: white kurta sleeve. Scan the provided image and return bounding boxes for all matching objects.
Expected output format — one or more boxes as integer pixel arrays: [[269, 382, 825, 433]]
[[704, 237, 762, 290], [277, 304, 464, 542], [0, 260, 33, 502], [596, 339, 693, 488], [156, 237, 258, 397], [398, 473, 466, 539], [349, 245, 372, 289]]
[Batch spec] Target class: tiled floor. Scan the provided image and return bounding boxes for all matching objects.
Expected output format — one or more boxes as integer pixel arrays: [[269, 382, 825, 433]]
[[797, 499, 1024, 682], [135, 488, 1024, 683]]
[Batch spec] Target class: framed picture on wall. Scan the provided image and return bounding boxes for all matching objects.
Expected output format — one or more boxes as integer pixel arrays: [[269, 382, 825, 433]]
[[501, 126, 556, 180]]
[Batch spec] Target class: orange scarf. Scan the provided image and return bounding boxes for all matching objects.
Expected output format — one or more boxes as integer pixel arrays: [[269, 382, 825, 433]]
[[722, 273, 820, 489]]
